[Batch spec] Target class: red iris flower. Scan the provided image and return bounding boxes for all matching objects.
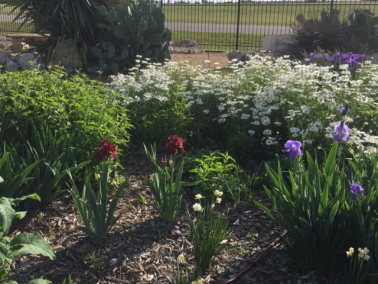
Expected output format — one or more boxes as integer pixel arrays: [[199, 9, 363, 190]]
[[95, 140, 119, 162], [166, 135, 185, 155]]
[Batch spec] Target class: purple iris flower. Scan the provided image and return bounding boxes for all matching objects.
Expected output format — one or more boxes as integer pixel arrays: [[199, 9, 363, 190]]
[[282, 140, 304, 159], [340, 104, 349, 116], [350, 183, 365, 200], [303, 59, 312, 65], [332, 122, 349, 142]]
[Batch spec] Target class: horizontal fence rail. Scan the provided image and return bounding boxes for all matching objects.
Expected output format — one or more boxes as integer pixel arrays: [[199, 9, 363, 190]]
[[0, 1, 378, 51]]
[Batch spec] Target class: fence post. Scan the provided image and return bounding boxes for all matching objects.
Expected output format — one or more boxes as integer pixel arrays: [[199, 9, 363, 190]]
[[235, 0, 242, 51]]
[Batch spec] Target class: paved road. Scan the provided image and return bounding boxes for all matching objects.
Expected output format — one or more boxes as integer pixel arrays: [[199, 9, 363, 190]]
[[165, 22, 291, 35]]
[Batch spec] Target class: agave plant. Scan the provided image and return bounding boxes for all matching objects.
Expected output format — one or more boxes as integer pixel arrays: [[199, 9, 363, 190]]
[[5, 0, 125, 63]]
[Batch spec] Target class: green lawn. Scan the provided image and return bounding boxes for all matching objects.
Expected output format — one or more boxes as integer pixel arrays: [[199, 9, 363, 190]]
[[163, 2, 378, 26], [172, 30, 264, 51], [0, 22, 35, 34], [0, 4, 16, 14], [1, 2, 378, 26]]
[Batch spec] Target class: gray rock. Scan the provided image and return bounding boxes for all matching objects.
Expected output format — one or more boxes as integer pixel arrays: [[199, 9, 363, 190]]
[[170, 39, 199, 47], [227, 50, 257, 62], [0, 51, 11, 65], [169, 39, 205, 54], [53, 39, 83, 70], [5, 60, 18, 72], [18, 53, 37, 70], [11, 55, 21, 62]]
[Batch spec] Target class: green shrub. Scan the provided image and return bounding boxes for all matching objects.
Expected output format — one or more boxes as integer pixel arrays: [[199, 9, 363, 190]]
[[0, 68, 131, 161], [189, 152, 249, 208], [287, 9, 350, 58], [288, 9, 378, 58], [91, 0, 171, 74]]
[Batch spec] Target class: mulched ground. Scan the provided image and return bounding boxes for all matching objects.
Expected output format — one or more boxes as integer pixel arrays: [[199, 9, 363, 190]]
[[8, 150, 345, 284]]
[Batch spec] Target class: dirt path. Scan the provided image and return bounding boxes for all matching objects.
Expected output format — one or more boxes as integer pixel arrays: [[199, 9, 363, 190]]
[[170, 52, 230, 69]]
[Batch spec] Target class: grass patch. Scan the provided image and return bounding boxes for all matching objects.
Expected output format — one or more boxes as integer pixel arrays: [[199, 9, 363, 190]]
[[172, 30, 264, 51], [0, 22, 36, 34], [162, 2, 378, 26], [0, 4, 16, 14]]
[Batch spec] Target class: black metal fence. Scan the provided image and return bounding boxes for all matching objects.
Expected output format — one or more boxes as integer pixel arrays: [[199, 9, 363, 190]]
[[159, 0, 378, 51], [1, 1, 378, 51]]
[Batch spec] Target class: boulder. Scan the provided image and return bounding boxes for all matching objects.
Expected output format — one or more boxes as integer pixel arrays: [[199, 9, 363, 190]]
[[18, 53, 37, 70], [169, 39, 205, 54], [227, 51, 257, 62], [52, 39, 83, 69], [5, 60, 18, 72], [0, 51, 11, 65]]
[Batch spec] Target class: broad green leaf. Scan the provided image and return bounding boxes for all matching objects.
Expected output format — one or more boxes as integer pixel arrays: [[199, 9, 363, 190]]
[[27, 280, 53, 284], [9, 233, 55, 260]]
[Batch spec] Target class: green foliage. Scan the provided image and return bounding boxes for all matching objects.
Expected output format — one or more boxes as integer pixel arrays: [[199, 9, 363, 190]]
[[144, 143, 195, 223], [173, 255, 189, 284], [121, 86, 193, 148], [288, 9, 350, 57], [256, 142, 348, 277], [0, 193, 55, 283], [5, 0, 124, 64], [186, 204, 230, 278], [60, 275, 73, 284], [69, 164, 127, 240], [0, 146, 40, 199], [343, 9, 378, 53], [0, 68, 131, 162], [345, 247, 371, 284], [91, 0, 171, 74], [84, 250, 108, 276], [288, 9, 378, 57], [10, 123, 88, 206], [343, 151, 378, 277], [4, 280, 52, 284], [189, 152, 248, 206]]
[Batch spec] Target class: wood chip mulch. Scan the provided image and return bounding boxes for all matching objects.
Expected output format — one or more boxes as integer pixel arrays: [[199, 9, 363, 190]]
[[8, 152, 345, 284]]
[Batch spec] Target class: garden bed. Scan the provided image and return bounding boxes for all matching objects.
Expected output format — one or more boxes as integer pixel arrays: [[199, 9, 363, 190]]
[[9, 153, 332, 284]]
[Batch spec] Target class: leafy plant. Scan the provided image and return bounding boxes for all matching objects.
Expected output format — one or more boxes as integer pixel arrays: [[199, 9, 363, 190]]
[[189, 151, 248, 207], [0, 145, 40, 199], [186, 203, 230, 278], [256, 142, 348, 277], [345, 247, 372, 284], [173, 254, 189, 284], [91, 0, 172, 73], [343, 150, 378, 278], [69, 163, 127, 240], [342, 9, 378, 54], [0, 192, 55, 283], [60, 275, 73, 284], [84, 250, 108, 276], [16, 123, 88, 206], [287, 9, 350, 58], [143, 142, 193, 223], [0, 68, 131, 162]]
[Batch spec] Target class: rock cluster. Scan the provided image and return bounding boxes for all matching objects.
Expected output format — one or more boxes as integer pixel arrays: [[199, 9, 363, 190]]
[[0, 51, 44, 71], [169, 39, 205, 54]]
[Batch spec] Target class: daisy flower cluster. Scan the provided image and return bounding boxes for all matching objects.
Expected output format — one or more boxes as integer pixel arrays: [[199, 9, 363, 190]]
[[108, 53, 378, 153]]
